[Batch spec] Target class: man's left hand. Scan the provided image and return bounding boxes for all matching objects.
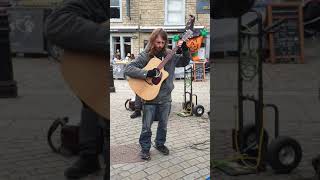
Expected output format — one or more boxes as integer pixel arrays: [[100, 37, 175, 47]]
[[176, 40, 188, 52], [177, 40, 183, 48]]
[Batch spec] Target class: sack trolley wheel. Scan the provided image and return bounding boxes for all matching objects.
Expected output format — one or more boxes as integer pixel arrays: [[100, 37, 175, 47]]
[[241, 124, 269, 157], [193, 105, 205, 117], [184, 100, 194, 112], [267, 136, 302, 174], [233, 123, 269, 165]]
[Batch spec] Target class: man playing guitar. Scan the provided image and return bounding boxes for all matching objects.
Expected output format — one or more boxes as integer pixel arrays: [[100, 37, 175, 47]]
[[124, 28, 190, 160]]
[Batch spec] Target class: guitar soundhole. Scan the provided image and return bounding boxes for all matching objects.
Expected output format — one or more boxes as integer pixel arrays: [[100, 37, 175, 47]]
[[152, 73, 162, 85]]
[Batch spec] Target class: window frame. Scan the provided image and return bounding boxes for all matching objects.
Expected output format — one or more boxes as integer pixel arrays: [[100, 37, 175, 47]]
[[110, 34, 133, 59], [164, 0, 186, 26], [110, 0, 122, 22]]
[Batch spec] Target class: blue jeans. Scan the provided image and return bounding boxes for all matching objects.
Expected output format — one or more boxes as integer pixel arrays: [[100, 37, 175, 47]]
[[134, 94, 142, 111], [139, 102, 171, 152], [79, 103, 106, 157]]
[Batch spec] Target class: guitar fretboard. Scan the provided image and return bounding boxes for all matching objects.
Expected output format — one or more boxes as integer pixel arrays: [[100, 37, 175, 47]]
[[157, 46, 179, 69]]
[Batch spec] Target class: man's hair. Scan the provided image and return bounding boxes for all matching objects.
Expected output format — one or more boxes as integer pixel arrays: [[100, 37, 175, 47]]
[[145, 28, 168, 56]]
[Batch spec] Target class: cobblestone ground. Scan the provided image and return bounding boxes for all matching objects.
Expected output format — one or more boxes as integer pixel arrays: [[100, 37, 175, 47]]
[[110, 77, 210, 180]]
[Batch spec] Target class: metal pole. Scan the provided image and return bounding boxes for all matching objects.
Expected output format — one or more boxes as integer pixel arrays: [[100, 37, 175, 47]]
[[110, 65, 115, 92], [106, 19, 115, 93], [257, 11, 265, 169], [0, 0, 18, 98], [238, 16, 244, 152]]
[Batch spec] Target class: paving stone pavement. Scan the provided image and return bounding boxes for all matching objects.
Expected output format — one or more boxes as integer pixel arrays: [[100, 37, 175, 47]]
[[110, 77, 210, 180], [0, 58, 105, 180], [211, 38, 320, 180]]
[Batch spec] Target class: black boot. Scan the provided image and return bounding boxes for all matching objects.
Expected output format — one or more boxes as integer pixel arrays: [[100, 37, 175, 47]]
[[140, 150, 151, 160], [155, 145, 169, 155], [130, 110, 141, 119], [64, 155, 101, 179]]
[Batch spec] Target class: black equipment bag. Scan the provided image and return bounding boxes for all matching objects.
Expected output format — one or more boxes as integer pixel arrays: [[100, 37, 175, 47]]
[[47, 117, 80, 156], [125, 98, 135, 111]]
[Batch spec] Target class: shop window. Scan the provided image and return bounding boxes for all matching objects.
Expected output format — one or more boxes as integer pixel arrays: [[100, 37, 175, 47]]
[[111, 36, 132, 59], [165, 0, 185, 25]]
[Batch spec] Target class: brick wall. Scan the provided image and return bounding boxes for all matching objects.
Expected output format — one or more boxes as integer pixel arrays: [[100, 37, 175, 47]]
[[111, 0, 210, 58], [111, 0, 210, 30], [111, 0, 140, 26]]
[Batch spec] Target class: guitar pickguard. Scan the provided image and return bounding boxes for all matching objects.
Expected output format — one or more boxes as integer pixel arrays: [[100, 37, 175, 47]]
[[152, 72, 162, 85]]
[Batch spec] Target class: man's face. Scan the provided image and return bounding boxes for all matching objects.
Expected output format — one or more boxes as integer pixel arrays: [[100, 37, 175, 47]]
[[154, 35, 166, 53]]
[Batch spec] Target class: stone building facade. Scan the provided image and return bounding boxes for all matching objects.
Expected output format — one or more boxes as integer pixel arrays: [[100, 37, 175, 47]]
[[110, 0, 210, 60]]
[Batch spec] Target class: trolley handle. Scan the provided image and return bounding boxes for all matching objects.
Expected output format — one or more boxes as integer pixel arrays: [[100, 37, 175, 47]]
[[240, 16, 260, 31], [264, 18, 287, 34], [242, 95, 258, 103], [263, 104, 279, 138]]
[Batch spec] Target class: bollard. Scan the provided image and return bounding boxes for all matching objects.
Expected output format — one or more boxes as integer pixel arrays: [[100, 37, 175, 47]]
[[0, 0, 18, 98], [110, 65, 115, 92]]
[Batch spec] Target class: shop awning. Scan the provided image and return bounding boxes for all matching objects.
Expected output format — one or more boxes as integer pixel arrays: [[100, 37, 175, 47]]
[[110, 25, 206, 33], [139, 26, 205, 33], [110, 26, 139, 32]]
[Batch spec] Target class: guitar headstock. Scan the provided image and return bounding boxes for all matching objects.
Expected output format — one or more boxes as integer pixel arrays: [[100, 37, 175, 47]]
[[185, 15, 195, 31], [180, 15, 195, 42]]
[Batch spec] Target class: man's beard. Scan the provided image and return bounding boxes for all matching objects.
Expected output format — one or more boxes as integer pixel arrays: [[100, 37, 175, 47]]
[[155, 49, 165, 58], [149, 47, 166, 59], [155, 47, 164, 54]]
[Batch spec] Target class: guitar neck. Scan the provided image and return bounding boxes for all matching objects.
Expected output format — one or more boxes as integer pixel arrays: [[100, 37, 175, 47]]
[[157, 46, 179, 70]]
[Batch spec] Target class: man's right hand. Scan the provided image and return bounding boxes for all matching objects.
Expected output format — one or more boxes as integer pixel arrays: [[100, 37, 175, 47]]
[[147, 68, 159, 77]]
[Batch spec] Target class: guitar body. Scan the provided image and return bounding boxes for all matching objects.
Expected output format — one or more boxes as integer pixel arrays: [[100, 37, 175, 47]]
[[60, 51, 109, 120], [128, 57, 169, 101]]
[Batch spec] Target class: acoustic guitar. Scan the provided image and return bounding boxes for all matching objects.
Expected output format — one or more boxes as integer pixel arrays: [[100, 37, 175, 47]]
[[60, 51, 109, 120], [127, 30, 193, 101]]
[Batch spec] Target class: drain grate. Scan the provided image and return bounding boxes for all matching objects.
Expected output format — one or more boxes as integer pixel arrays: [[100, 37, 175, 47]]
[[110, 143, 144, 165]]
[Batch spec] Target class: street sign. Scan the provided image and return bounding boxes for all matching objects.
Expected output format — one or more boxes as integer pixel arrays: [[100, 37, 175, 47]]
[[196, 0, 209, 14]]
